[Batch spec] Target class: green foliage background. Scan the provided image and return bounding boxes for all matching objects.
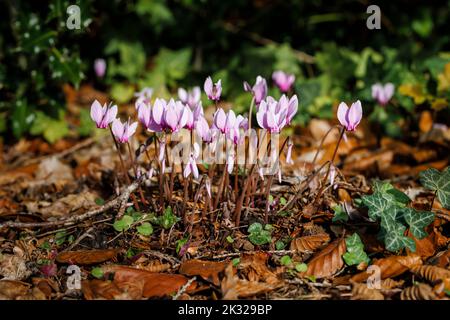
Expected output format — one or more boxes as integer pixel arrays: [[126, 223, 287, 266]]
[[0, 0, 449, 142]]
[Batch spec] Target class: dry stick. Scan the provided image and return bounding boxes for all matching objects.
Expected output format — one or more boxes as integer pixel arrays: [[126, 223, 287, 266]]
[[0, 179, 142, 230], [109, 125, 140, 211], [127, 141, 147, 206], [182, 174, 189, 223]]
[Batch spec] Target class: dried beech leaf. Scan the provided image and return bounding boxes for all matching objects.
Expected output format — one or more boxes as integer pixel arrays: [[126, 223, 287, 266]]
[[408, 229, 436, 258], [56, 249, 120, 265], [0, 280, 30, 300], [380, 278, 404, 290], [290, 233, 330, 253], [239, 253, 279, 284], [82, 279, 124, 300], [179, 259, 228, 286], [221, 264, 275, 300], [410, 265, 450, 283], [301, 238, 346, 279], [102, 265, 197, 299], [351, 254, 422, 283], [351, 283, 384, 300], [433, 278, 450, 298], [401, 283, 437, 300]]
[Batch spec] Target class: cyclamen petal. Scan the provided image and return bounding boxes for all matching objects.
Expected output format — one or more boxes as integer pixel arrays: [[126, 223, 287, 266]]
[[337, 102, 349, 128], [90, 100, 103, 125], [337, 101, 363, 131]]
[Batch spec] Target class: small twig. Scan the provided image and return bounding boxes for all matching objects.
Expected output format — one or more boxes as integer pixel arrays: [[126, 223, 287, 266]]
[[65, 227, 95, 251], [173, 276, 196, 300], [0, 178, 142, 230]]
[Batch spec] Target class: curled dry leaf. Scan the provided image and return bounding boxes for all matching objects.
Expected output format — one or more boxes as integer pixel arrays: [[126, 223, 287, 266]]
[[239, 252, 279, 285], [407, 229, 436, 258], [82, 279, 125, 300], [433, 278, 450, 298], [380, 278, 404, 290], [290, 233, 330, 253], [0, 248, 31, 281], [351, 283, 384, 300], [221, 264, 275, 300], [351, 254, 423, 283], [300, 238, 346, 279], [410, 265, 450, 283], [400, 283, 437, 300], [179, 259, 228, 286], [56, 249, 121, 265]]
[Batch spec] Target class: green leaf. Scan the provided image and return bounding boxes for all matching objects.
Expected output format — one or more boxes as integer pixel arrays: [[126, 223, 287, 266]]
[[95, 197, 105, 206], [136, 222, 153, 236], [403, 208, 435, 239], [232, 258, 240, 267], [248, 222, 272, 246], [226, 236, 234, 243], [332, 204, 348, 222], [30, 111, 69, 144], [78, 108, 95, 137], [157, 206, 179, 229], [176, 237, 189, 255], [275, 240, 286, 250], [110, 83, 135, 104], [113, 215, 134, 232], [91, 267, 104, 279], [295, 263, 308, 272], [343, 233, 370, 266], [280, 255, 292, 266], [420, 167, 450, 209], [55, 231, 67, 246]]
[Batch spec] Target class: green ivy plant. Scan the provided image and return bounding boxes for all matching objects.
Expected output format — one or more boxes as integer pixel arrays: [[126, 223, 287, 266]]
[[343, 233, 370, 266], [419, 167, 450, 209], [360, 181, 434, 252]]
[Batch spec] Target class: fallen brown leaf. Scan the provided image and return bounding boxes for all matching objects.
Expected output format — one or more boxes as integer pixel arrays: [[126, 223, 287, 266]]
[[351, 254, 423, 283], [239, 252, 279, 284], [221, 264, 275, 300], [179, 259, 228, 286], [56, 249, 121, 265], [401, 283, 436, 300], [410, 265, 450, 283], [351, 283, 384, 300], [290, 233, 330, 253], [301, 238, 346, 279]]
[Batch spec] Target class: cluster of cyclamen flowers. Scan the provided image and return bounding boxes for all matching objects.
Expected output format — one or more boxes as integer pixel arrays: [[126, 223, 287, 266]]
[[90, 71, 299, 182]]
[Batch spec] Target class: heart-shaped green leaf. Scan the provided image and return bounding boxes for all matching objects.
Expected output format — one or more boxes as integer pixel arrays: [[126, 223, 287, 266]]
[[420, 167, 450, 209]]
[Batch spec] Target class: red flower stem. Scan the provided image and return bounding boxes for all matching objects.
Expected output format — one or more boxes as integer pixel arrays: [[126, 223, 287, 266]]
[[108, 125, 140, 211], [127, 142, 147, 207]]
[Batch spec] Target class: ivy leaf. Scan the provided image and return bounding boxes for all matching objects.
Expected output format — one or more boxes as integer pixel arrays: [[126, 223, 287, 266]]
[[361, 191, 392, 220], [332, 204, 348, 222], [343, 233, 370, 266], [383, 221, 416, 252], [419, 167, 450, 209], [403, 208, 435, 239]]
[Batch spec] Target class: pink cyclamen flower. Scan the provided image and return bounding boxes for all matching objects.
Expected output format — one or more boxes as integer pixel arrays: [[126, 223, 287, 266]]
[[227, 115, 248, 145], [137, 102, 162, 132], [277, 94, 298, 125], [151, 98, 188, 133], [94, 59, 106, 78], [184, 143, 200, 179], [178, 87, 201, 109], [272, 71, 295, 93], [256, 98, 288, 133], [337, 100, 363, 131], [371, 83, 395, 106], [243, 76, 268, 105], [90, 100, 118, 129], [213, 108, 237, 134], [204, 76, 222, 101], [111, 118, 138, 143]]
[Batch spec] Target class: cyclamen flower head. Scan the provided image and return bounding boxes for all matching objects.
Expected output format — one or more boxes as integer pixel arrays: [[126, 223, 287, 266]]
[[278, 94, 298, 125], [337, 100, 363, 131], [256, 98, 288, 133], [112, 118, 138, 143], [243, 76, 267, 105], [372, 83, 395, 106], [204, 76, 222, 101], [90, 100, 117, 129], [272, 71, 295, 93], [94, 59, 106, 78], [178, 86, 201, 108], [151, 98, 188, 133], [184, 143, 200, 179], [213, 108, 237, 134], [137, 102, 161, 132], [227, 115, 248, 145]]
